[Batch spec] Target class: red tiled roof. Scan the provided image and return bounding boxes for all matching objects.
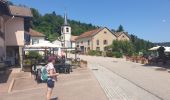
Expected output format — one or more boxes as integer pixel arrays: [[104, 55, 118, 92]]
[[71, 35, 78, 42], [29, 29, 45, 37], [76, 28, 102, 40]]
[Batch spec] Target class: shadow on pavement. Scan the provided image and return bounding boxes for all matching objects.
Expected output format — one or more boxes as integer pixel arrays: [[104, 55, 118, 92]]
[[0, 69, 12, 83], [51, 97, 58, 100], [142, 63, 170, 72]]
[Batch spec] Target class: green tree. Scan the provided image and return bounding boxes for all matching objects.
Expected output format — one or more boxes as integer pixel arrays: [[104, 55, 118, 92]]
[[111, 40, 134, 56], [117, 25, 124, 32]]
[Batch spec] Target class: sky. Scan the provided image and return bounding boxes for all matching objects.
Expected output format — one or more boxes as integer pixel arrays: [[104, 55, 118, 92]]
[[10, 0, 170, 42]]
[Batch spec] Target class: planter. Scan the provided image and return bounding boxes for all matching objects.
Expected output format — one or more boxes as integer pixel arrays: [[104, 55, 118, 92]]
[[23, 64, 32, 72], [80, 60, 87, 68]]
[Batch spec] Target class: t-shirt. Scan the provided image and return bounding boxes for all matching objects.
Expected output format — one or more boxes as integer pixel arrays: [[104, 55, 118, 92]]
[[46, 62, 54, 71], [46, 62, 56, 81]]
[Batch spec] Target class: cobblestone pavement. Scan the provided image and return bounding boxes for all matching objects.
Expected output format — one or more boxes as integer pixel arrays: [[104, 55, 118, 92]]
[[73, 54, 170, 100]]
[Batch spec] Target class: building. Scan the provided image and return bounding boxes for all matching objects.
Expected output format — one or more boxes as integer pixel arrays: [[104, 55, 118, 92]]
[[25, 29, 45, 45], [75, 27, 117, 52], [71, 35, 78, 48], [75, 27, 130, 53], [0, 0, 32, 67], [114, 32, 130, 41], [60, 13, 71, 48]]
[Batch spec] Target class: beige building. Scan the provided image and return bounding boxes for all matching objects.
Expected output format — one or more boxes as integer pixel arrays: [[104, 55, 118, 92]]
[[114, 32, 130, 41], [0, 0, 32, 68], [75, 27, 130, 53]]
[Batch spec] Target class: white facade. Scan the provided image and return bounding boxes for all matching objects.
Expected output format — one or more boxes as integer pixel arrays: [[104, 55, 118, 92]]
[[61, 14, 72, 48], [71, 41, 76, 48], [52, 39, 62, 47], [30, 37, 45, 45]]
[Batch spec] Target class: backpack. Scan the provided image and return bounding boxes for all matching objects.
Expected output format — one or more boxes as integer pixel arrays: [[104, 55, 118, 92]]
[[41, 66, 48, 81]]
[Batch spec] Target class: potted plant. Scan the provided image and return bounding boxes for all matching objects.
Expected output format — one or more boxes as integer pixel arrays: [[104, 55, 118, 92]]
[[80, 60, 88, 68]]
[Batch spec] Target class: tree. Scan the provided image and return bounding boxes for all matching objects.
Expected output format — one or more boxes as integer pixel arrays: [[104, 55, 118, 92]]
[[111, 40, 134, 56], [117, 25, 124, 32]]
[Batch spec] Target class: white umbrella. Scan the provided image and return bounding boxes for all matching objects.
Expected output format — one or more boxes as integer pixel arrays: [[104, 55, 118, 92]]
[[25, 41, 61, 49], [148, 46, 160, 51], [149, 46, 170, 53], [165, 47, 170, 52]]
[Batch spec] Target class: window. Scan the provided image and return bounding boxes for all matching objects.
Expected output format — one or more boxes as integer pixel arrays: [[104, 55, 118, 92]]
[[88, 40, 90, 45], [104, 31, 107, 34], [32, 39, 39, 44], [96, 47, 100, 51], [96, 40, 99, 45], [66, 27, 69, 32], [104, 47, 107, 51], [103, 40, 108, 45]]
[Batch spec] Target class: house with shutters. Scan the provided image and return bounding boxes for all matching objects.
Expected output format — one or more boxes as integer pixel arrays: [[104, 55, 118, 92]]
[[75, 27, 130, 53]]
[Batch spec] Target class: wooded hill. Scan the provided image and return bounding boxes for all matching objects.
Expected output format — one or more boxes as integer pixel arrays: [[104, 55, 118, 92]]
[[30, 8, 97, 41], [30, 8, 154, 53]]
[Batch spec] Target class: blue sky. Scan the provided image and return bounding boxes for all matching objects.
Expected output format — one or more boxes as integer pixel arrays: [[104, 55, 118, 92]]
[[11, 0, 170, 42]]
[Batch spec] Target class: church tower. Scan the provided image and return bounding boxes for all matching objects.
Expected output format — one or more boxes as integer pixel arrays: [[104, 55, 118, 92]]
[[61, 13, 71, 48]]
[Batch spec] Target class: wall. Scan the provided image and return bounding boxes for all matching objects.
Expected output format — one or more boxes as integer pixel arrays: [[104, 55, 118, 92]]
[[76, 37, 91, 52], [30, 37, 45, 45], [0, 37, 4, 57], [0, 16, 4, 55], [5, 17, 24, 46], [93, 28, 117, 51], [0, 37, 4, 47], [117, 33, 130, 41]]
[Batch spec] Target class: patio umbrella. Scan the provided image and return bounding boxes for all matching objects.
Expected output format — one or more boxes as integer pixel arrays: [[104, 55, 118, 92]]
[[25, 41, 61, 49], [25, 41, 61, 60], [165, 47, 170, 52], [148, 46, 160, 51], [149, 46, 170, 53]]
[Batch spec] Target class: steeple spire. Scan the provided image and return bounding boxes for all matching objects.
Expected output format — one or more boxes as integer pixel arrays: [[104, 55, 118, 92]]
[[64, 13, 68, 25]]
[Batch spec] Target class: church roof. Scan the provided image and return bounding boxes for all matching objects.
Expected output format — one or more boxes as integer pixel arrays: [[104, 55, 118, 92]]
[[63, 13, 68, 25]]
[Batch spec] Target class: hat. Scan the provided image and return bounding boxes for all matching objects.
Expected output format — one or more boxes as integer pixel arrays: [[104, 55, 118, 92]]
[[48, 56, 56, 62]]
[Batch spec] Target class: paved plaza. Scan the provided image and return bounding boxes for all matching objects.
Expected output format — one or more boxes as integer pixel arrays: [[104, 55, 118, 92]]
[[1, 55, 170, 100], [74, 54, 170, 100], [0, 67, 107, 100]]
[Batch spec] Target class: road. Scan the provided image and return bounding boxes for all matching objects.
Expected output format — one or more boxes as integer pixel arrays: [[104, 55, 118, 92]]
[[72, 54, 170, 100]]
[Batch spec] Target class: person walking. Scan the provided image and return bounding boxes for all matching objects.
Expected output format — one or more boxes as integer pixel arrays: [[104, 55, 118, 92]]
[[46, 56, 59, 100]]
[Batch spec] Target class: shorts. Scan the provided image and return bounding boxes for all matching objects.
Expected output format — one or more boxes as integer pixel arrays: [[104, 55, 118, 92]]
[[47, 79, 55, 88]]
